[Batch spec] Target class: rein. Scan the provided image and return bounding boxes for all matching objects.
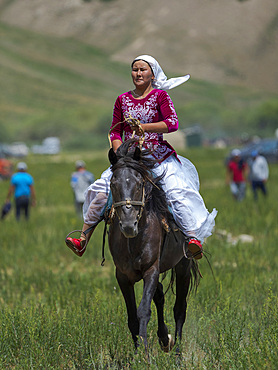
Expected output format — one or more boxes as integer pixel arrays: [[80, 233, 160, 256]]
[[108, 113, 145, 150]]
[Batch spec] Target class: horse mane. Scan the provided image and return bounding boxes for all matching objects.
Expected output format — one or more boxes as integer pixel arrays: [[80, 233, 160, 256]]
[[111, 139, 171, 222]]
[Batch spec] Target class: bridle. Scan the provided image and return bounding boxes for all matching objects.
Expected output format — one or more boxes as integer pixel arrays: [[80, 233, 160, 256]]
[[111, 163, 160, 224], [112, 181, 146, 222]]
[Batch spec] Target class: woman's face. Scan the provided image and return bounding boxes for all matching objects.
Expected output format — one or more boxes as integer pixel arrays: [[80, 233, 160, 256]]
[[131, 60, 154, 89]]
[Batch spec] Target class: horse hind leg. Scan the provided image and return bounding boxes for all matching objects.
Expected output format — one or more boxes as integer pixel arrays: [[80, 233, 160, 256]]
[[153, 282, 174, 352]]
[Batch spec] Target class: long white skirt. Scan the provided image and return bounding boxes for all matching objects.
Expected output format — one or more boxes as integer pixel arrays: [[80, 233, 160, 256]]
[[83, 154, 217, 243]]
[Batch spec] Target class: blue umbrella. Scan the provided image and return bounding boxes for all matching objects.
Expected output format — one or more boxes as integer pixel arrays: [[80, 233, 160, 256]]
[[1, 202, 12, 219]]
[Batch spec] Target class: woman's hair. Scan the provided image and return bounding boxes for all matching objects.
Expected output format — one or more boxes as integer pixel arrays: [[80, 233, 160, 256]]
[[131, 59, 154, 75]]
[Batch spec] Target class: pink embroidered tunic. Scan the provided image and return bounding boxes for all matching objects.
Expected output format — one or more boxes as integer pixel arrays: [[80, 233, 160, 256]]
[[109, 89, 178, 162], [83, 88, 217, 243]]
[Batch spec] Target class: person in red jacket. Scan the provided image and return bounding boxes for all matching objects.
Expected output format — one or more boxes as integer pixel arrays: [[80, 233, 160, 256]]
[[226, 149, 248, 201]]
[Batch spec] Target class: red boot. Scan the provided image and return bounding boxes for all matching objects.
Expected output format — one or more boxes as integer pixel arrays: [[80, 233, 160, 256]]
[[65, 237, 86, 257], [187, 238, 203, 260]]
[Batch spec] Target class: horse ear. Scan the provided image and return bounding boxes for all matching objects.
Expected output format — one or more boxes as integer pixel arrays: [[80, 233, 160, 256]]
[[108, 148, 118, 165], [133, 146, 141, 161]]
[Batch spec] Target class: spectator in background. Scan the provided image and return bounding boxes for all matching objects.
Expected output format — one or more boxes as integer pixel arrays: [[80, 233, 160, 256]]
[[5, 162, 36, 220], [226, 149, 248, 201], [249, 150, 269, 200], [71, 160, 94, 218]]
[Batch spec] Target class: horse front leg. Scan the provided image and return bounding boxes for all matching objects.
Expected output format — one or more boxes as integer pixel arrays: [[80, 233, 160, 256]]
[[153, 282, 174, 352], [116, 268, 139, 350], [174, 257, 191, 354], [137, 266, 160, 351]]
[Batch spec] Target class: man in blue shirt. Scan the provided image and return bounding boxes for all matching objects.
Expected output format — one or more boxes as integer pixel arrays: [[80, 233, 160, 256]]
[[5, 162, 36, 220]]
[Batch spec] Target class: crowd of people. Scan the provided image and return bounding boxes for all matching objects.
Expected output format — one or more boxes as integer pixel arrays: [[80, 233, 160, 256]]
[[2, 159, 95, 222], [2, 143, 268, 224], [226, 148, 269, 202]]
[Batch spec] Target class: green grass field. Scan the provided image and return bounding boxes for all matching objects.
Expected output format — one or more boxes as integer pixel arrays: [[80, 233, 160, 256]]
[[0, 148, 277, 369]]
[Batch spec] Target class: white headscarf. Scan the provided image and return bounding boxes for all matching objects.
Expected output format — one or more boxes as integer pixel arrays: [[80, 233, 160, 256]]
[[133, 55, 190, 90]]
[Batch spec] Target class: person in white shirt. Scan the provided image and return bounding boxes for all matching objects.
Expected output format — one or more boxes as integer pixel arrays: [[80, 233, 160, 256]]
[[71, 160, 95, 218], [249, 150, 269, 200]]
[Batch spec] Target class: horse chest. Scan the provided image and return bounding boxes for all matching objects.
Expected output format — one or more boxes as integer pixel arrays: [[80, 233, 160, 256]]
[[110, 238, 157, 281], [114, 248, 144, 273]]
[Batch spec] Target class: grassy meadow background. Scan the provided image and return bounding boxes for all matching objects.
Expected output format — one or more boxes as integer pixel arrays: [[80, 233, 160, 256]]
[[0, 148, 277, 369], [1, 18, 278, 369]]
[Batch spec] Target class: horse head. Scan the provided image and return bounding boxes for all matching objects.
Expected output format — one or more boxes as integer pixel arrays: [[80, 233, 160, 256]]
[[108, 143, 145, 238]]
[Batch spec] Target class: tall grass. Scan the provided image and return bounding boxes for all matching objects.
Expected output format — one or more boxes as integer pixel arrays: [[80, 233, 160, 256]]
[[0, 148, 277, 368]]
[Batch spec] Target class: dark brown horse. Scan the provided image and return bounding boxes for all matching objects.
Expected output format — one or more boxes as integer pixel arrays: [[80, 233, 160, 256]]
[[107, 140, 199, 353]]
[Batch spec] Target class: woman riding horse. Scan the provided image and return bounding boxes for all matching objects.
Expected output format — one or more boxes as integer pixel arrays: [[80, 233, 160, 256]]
[[65, 54, 217, 258]]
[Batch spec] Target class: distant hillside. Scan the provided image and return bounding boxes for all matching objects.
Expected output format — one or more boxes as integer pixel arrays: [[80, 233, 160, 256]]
[[0, 1, 278, 149], [1, 0, 278, 93]]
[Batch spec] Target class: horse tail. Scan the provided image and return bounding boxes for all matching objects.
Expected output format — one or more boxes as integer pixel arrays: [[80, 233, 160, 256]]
[[189, 259, 201, 293], [161, 258, 201, 295], [162, 269, 176, 295]]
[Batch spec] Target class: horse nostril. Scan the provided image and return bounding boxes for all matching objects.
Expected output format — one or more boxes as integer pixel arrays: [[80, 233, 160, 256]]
[[119, 221, 123, 227], [134, 221, 138, 228]]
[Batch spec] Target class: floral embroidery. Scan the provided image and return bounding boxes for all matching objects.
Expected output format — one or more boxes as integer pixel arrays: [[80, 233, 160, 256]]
[[122, 93, 158, 124]]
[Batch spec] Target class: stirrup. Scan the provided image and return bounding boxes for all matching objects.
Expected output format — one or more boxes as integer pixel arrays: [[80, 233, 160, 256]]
[[186, 238, 203, 260], [65, 230, 88, 256]]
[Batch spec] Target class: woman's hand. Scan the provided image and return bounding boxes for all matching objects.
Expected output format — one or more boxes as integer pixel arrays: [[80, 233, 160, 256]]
[[112, 139, 122, 153], [130, 122, 144, 136], [125, 115, 145, 138]]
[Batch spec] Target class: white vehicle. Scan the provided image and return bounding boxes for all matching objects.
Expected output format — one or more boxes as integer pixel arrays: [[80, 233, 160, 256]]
[[6, 142, 29, 157], [32, 137, 60, 155]]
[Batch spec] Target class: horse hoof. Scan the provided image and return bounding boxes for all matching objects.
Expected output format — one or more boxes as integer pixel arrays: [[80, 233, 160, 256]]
[[160, 334, 175, 353]]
